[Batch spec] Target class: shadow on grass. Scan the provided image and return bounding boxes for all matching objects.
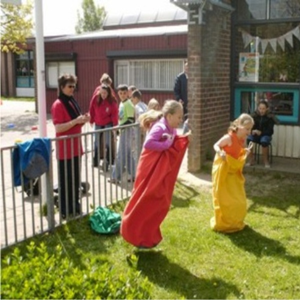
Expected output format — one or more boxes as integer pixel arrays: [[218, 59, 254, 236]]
[[226, 226, 300, 265], [171, 181, 199, 209], [248, 189, 300, 219], [135, 251, 241, 299]]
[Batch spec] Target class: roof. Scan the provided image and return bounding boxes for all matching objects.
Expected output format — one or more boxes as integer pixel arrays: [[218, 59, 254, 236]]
[[45, 24, 188, 42], [103, 6, 187, 28]]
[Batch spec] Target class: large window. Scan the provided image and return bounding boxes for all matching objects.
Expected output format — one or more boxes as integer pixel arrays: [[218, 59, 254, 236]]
[[232, 0, 300, 124], [46, 61, 76, 88], [114, 59, 185, 91], [234, 23, 300, 83], [15, 51, 34, 88], [237, 0, 300, 20], [234, 88, 299, 123]]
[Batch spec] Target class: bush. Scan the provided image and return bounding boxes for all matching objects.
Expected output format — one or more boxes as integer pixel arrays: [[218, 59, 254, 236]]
[[1, 242, 152, 299]]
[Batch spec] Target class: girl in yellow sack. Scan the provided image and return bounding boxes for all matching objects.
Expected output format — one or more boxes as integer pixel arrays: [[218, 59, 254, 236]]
[[211, 113, 254, 233]]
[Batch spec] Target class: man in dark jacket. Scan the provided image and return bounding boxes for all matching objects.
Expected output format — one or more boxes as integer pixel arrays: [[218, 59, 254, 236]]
[[174, 62, 188, 118]]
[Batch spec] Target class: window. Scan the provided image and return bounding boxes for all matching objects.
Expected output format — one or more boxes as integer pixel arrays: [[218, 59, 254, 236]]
[[114, 59, 185, 91], [234, 23, 300, 83], [234, 88, 299, 124], [15, 51, 34, 88], [237, 0, 300, 20], [46, 61, 76, 88]]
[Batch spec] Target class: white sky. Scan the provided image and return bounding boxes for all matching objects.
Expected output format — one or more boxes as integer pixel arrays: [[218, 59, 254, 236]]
[[28, 0, 176, 36]]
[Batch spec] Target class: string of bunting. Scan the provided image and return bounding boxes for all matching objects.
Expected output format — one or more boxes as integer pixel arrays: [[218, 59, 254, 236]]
[[240, 25, 300, 54]]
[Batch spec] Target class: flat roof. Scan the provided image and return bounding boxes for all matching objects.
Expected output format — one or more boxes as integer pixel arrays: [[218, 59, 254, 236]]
[[46, 24, 188, 42]]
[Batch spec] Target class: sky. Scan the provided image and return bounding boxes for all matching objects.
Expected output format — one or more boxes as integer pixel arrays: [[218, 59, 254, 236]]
[[27, 0, 177, 36]]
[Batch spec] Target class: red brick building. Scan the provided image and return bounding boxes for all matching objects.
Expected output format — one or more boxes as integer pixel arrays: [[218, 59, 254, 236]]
[[1, 0, 300, 169]]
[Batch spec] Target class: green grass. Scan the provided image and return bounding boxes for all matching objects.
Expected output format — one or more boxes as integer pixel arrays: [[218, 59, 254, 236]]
[[2, 173, 300, 299], [1, 97, 35, 102]]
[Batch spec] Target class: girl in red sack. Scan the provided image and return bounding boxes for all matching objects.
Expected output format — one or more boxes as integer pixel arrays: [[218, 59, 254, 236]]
[[121, 100, 191, 249]]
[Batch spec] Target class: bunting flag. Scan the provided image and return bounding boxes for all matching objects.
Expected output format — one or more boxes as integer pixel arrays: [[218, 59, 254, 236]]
[[240, 25, 300, 54]]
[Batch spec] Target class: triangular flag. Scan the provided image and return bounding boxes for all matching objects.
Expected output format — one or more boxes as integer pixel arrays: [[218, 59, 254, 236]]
[[242, 31, 252, 48], [278, 36, 285, 51], [285, 32, 294, 47], [261, 39, 269, 54], [292, 26, 300, 40], [269, 38, 277, 53]]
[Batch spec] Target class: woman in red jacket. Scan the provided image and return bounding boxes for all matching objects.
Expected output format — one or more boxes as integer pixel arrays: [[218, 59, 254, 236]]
[[51, 74, 90, 219], [89, 84, 118, 171]]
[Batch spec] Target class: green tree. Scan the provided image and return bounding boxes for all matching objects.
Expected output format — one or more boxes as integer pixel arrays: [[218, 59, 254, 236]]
[[75, 0, 106, 34], [0, 0, 33, 54]]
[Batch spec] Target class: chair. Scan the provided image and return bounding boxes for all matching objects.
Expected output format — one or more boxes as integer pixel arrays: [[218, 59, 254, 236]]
[[254, 142, 273, 165]]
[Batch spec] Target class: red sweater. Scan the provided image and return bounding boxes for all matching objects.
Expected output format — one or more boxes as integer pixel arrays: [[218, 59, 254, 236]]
[[51, 99, 83, 160], [89, 93, 118, 126]]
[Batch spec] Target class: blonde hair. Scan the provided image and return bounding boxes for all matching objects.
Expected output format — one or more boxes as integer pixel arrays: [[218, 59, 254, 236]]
[[229, 113, 254, 132], [147, 98, 160, 111], [139, 100, 182, 130]]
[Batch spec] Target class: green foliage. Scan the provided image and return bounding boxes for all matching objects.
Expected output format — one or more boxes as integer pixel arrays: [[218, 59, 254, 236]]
[[1, 241, 152, 299], [0, 0, 33, 54], [75, 0, 106, 34]]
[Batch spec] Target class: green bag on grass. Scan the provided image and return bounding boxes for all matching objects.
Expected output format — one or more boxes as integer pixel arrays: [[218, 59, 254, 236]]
[[89, 206, 121, 234]]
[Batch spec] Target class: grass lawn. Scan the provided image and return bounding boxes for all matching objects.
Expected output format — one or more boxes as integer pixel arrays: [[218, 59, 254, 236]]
[[2, 171, 300, 299], [1, 97, 35, 102]]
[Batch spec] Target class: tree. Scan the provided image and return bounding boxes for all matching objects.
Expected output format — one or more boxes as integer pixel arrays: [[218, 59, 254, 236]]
[[75, 0, 106, 34], [0, 0, 33, 54]]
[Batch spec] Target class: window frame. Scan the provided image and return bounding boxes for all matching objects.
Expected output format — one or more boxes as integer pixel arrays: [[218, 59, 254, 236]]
[[114, 58, 186, 91], [234, 87, 299, 124], [45, 61, 76, 89], [15, 50, 34, 88]]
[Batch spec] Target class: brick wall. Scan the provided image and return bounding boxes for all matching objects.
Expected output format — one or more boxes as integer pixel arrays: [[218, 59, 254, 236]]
[[187, 2, 232, 171]]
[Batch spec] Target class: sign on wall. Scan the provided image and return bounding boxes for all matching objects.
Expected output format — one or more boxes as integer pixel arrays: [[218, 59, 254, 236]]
[[239, 52, 259, 82]]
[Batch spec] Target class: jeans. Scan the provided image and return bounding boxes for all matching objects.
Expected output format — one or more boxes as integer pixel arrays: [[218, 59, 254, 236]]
[[112, 127, 136, 181], [94, 123, 113, 166], [247, 134, 272, 147]]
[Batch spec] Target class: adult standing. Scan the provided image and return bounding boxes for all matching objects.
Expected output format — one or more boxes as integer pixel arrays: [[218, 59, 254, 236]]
[[51, 74, 90, 219], [174, 62, 188, 118], [89, 84, 118, 170]]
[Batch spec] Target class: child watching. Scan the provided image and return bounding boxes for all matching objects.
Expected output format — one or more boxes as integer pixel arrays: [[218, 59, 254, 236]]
[[147, 98, 160, 111], [109, 84, 136, 184], [247, 100, 279, 168], [131, 89, 148, 158]]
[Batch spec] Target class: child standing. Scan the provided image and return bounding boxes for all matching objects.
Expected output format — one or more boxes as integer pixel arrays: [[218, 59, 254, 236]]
[[147, 98, 160, 111], [109, 84, 136, 184], [211, 113, 254, 233], [131, 89, 148, 157], [89, 84, 118, 170], [121, 100, 190, 249]]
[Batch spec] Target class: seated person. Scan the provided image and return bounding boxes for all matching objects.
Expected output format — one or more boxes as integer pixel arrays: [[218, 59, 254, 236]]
[[247, 100, 279, 168]]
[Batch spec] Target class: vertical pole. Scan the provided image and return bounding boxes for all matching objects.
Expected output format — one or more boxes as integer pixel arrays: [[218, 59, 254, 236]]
[[34, 0, 47, 137], [34, 0, 49, 208]]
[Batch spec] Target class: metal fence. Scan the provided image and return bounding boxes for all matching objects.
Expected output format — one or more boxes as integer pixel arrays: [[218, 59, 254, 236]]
[[0, 123, 141, 249]]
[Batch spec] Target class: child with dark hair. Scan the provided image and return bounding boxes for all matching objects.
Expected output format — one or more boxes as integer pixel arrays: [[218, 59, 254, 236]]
[[109, 84, 136, 183], [89, 84, 118, 170], [121, 100, 190, 249], [247, 100, 279, 168]]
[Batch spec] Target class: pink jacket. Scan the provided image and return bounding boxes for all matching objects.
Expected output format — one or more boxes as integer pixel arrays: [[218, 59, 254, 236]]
[[144, 117, 177, 151]]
